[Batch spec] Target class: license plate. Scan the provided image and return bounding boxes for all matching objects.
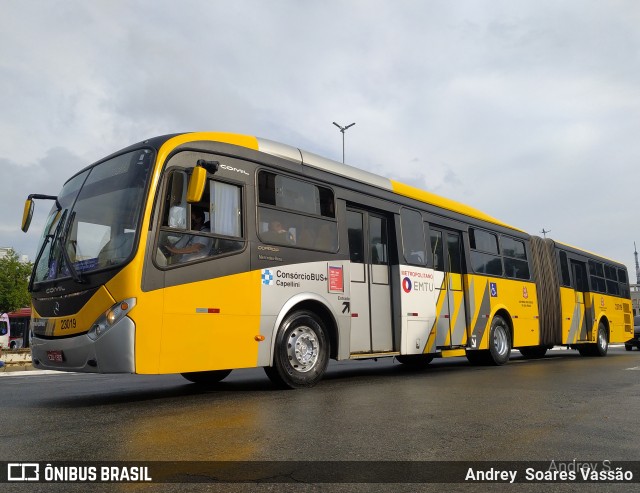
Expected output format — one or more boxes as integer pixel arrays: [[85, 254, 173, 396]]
[[47, 350, 64, 363]]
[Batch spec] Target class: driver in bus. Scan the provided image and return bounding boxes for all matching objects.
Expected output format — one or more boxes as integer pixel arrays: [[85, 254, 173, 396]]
[[165, 207, 212, 262]]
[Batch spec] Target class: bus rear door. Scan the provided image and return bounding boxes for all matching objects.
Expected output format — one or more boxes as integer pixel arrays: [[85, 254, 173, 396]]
[[430, 227, 468, 348], [569, 260, 593, 342]]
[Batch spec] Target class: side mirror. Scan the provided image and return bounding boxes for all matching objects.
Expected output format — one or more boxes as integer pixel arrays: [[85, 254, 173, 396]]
[[187, 166, 207, 203], [21, 198, 34, 233]]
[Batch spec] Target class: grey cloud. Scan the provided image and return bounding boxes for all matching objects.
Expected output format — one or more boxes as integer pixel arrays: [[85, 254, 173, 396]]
[[1, 0, 639, 276]]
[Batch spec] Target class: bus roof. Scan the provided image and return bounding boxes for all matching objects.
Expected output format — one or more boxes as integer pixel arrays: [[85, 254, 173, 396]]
[[256, 136, 523, 233], [157, 132, 523, 232], [553, 240, 626, 268]]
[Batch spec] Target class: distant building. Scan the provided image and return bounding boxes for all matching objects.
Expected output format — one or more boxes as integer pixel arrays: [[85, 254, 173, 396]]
[[632, 284, 640, 317], [0, 247, 29, 263]]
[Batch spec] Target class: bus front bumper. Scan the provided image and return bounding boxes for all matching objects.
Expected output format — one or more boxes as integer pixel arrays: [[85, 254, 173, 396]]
[[31, 317, 136, 373]]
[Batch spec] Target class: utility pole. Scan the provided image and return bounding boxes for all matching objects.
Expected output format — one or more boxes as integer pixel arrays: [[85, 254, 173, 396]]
[[540, 228, 551, 238], [332, 121, 355, 163]]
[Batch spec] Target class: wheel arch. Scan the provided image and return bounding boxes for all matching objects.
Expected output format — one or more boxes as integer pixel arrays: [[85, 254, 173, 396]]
[[597, 314, 610, 330], [269, 293, 339, 364], [493, 308, 514, 344]]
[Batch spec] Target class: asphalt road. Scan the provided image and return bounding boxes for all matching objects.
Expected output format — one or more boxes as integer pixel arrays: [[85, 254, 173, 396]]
[[1, 347, 640, 492]]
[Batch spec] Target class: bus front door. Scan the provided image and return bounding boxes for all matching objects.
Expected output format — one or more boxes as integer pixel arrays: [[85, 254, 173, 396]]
[[430, 227, 467, 348], [347, 209, 393, 353]]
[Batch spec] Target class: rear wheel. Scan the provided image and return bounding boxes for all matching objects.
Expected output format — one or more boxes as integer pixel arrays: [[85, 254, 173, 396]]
[[594, 322, 608, 357], [181, 369, 232, 385], [264, 310, 329, 389], [487, 315, 511, 365], [578, 322, 608, 357]]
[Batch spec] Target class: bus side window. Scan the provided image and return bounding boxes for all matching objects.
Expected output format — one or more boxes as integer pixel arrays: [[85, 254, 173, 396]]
[[157, 171, 244, 267], [164, 171, 188, 230], [400, 208, 426, 266], [257, 170, 337, 252], [347, 210, 364, 264], [501, 236, 530, 280], [430, 230, 444, 271], [559, 251, 571, 287]]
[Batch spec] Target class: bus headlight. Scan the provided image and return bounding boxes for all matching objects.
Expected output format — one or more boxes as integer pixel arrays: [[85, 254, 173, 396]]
[[88, 298, 136, 341]]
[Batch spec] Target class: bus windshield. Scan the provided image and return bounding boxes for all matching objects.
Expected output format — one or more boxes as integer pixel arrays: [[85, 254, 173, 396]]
[[31, 149, 153, 285]]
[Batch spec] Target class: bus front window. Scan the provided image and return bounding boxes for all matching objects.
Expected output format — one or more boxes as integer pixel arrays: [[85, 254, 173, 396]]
[[31, 149, 153, 285]]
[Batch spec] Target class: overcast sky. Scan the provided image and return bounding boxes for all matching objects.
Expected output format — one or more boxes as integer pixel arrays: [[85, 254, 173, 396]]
[[1, 0, 639, 279]]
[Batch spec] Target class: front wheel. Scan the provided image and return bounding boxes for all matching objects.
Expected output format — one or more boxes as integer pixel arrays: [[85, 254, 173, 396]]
[[264, 310, 330, 389], [594, 322, 608, 357]]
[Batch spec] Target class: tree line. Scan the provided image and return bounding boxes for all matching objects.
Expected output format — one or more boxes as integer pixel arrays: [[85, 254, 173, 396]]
[[0, 249, 32, 315]]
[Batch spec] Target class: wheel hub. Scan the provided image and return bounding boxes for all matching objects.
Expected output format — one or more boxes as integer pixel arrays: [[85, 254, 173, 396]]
[[288, 327, 319, 372], [598, 329, 607, 351], [494, 326, 508, 356]]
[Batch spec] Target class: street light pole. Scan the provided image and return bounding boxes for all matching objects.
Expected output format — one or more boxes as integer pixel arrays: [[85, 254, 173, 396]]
[[332, 121, 355, 163]]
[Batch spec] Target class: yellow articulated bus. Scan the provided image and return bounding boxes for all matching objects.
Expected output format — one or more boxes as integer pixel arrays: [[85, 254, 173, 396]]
[[21, 132, 633, 388]]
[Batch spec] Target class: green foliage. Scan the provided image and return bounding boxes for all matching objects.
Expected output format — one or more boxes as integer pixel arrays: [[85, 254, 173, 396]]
[[0, 249, 32, 315]]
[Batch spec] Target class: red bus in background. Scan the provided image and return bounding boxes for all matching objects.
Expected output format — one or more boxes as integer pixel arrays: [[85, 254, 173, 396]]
[[7, 308, 31, 349], [0, 313, 8, 349]]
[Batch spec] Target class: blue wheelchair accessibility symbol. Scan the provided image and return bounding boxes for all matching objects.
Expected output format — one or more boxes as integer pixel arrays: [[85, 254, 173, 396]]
[[490, 282, 498, 297]]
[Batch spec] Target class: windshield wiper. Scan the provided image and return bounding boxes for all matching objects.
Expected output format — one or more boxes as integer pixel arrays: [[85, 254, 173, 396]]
[[30, 210, 72, 291], [29, 233, 53, 292], [59, 211, 84, 284], [33, 209, 84, 288], [30, 209, 69, 291]]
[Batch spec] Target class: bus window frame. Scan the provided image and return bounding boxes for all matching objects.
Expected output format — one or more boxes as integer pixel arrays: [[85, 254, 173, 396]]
[[500, 234, 531, 281], [154, 166, 248, 270], [399, 207, 427, 267], [256, 168, 339, 253], [468, 227, 503, 277]]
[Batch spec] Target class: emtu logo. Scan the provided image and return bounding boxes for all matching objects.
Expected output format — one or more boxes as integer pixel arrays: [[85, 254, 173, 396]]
[[402, 277, 412, 293]]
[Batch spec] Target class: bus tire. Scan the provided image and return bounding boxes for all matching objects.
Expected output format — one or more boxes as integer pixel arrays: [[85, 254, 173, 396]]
[[264, 310, 329, 389], [181, 369, 232, 385], [487, 315, 511, 365], [519, 346, 548, 359], [593, 322, 608, 357], [578, 322, 609, 357], [396, 354, 434, 369]]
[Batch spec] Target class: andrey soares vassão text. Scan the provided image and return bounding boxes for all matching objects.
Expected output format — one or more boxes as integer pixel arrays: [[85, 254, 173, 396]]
[[465, 461, 634, 483]]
